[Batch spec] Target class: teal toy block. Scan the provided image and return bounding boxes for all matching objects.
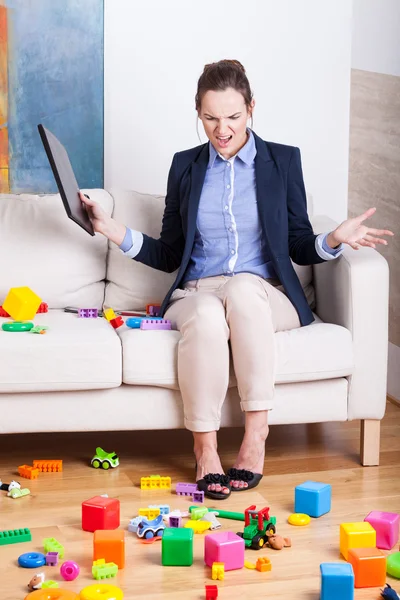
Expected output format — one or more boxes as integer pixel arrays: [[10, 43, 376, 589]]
[[0, 528, 32, 546], [162, 527, 193, 566], [320, 563, 354, 600], [295, 480, 331, 517]]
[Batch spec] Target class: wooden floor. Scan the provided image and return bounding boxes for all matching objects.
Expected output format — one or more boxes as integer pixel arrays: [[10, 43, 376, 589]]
[[1, 401, 399, 600]]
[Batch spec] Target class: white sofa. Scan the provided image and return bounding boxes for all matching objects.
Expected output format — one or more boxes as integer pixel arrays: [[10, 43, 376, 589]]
[[0, 189, 389, 465]]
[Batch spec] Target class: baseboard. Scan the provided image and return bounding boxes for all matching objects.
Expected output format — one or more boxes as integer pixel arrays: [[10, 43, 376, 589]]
[[388, 393, 400, 407]]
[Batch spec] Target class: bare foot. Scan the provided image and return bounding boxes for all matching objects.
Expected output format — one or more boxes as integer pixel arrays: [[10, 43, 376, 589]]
[[195, 447, 230, 495], [230, 426, 269, 489]]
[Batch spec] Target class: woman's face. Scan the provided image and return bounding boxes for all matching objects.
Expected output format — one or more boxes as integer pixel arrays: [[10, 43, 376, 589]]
[[198, 88, 255, 159]]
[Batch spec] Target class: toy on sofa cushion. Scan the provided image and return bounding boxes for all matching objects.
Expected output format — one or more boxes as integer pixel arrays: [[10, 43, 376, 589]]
[[91, 447, 119, 469], [3, 287, 42, 321]]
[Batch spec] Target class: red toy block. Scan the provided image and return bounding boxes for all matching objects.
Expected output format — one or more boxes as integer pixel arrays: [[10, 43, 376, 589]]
[[205, 585, 218, 600], [82, 496, 120, 532], [36, 302, 48, 313], [109, 316, 124, 329], [0, 306, 10, 317]]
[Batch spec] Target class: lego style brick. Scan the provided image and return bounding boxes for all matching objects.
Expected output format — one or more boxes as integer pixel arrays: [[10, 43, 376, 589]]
[[364, 510, 399, 550], [93, 529, 125, 568], [348, 547, 386, 588], [92, 558, 118, 579], [3, 286, 42, 321], [192, 490, 205, 503], [205, 585, 218, 600], [211, 562, 224, 580], [104, 308, 116, 321], [146, 304, 161, 317], [340, 522, 376, 560], [294, 480, 331, 517], [320, 563, 354, 600], [148, 504, 170, 515], [140, 475, 171, 490], [204, 531, 245, 571], [46, 551, 59, 566], [176, 482, 197, 496], [139, 507, 160, 520], [162, 527, 194, 566], [43, 537, 65, 558], [0, 528, 31, 546], [169, 516, 182, 528], [33, 460, 63, 473], [78, 308, 98, 318], [82, 496, 120, 532], [190, 506, 208, 520], [256, 557, 272, 572], [140, 318, 171, 330], [18, 465, 39, 479], [110, 316, 124, 329]]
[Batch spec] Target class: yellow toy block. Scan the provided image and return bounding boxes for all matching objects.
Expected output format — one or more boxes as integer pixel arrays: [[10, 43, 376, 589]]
[[256, 557, 272, 572], [3, 287, 41, 321], [211, 562, 225, 581], [140, 475, 171, 490], [184, 520, 211, 534], [139, 507, 160, 520], [244, 560, 256, 569], [104, 308, 116, 322], [340, 522, 376, 560]]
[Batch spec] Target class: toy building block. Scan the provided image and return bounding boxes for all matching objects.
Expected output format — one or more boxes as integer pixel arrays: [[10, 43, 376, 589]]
[[387, 552, 400, 579], [162, 527, 194, 566], [204, 531, 245, 571], [176, 482, 198, 496], [364, 511, 400, 550], [294, 480, 331, 517], [146, 304, 161, 317], [205, 585, 218, 600], [42, 581, 59, 589], [169, 515, 182, 528], [192, 490, 205, 503], [140, 318, 171, 330], [43, 537, 65, 558], [128, 516, 145, 533], [33, 460, 63, 473], [93, 530, 125, 569], [190, 506, 208, 521], [0, 306, 10, 317], [92, 558, 118, 580], [256, 557, 272, 572], [211, 562, 225, 580], [140, 475, 171, 490], [201, 512, 222, 530], [82, 496, 120, 532], [104, 308, 117, 322], [110, 316, 124, 329], [78, 308, 99, 318], [18, 465, 39, 479], [340, 522, 376, 560], [347, 547, 386, 588], [244, 560, 257, 569], [46, 551, 59, 566], [3, 286, 42, 321], [320, 563, 354, 600], [184, 520, 211, 534], [149, 504, 170, 515], [0, 527, 31, 546], [139, 507, 160, 520], [37, 302, 48, 313]]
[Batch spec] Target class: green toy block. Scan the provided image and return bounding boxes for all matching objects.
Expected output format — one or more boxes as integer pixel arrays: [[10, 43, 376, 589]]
[[42, 581, 59, 589], [162, 527, 193, 566], [43, 537, 64, 558], [92, 559, 118, 580], [0, 528, 32, 546], [190, 506, 208, 520]]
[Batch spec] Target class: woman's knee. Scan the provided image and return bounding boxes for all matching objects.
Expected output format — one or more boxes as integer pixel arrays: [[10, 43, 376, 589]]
[[223, 274, 266, 312], [180, 295, 228, 339]]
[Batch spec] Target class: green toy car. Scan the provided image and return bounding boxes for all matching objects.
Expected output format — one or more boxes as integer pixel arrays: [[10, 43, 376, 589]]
[[91, 447, 119, 470], [236, 505, 276, 550]]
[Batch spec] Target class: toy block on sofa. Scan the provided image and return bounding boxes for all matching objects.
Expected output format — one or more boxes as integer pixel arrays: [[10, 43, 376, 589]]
[[348, 547, 386, 588], [3, 286, 42, 321], [93, 529, 125, 569], [295, 480, 331, 517], [78, 308, 98, 318], [92, 558, 118, 580], [162, 528, 194, 566], [18, 465, 39, 479], [320, 563, 354, 600], [340, 522, 376, 560], [104, 308, 116, 322], [33, 460, 63, 473], [43, 537, 64, 558], [140, 318, 171, 330], [364, 511, 399, 550], [0, 528, 31, 546], [204, 531, 245, 571], [140, 475, 171, 490], [82, 496, 120, 532]]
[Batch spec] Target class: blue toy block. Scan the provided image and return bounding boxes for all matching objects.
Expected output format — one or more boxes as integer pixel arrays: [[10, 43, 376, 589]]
[[295, 480, 331, 517], [320, 563, 354, 600]]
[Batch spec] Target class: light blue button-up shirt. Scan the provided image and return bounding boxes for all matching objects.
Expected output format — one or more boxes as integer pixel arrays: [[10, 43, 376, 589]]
[[120, 129, 343, 278]]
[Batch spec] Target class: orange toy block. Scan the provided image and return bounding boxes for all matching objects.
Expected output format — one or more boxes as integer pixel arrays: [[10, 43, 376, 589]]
[[3, 286, 41, 321], [18, 465, 39, 479], [33, 460, 63, 473], [256, 557, 272, 572], [348, 547, 386, 588], [93, 530, 125, 569]]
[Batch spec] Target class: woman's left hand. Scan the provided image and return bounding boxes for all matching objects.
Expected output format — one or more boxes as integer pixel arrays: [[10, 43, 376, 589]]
[[328, 207, 394, 250]]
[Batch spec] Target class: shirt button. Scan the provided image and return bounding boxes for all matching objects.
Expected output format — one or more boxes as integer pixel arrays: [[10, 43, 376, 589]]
[[224, 205, 229, 210], [226, 163, 230, 167], [230, 249, 235, 255], [228, 227, 233, 232], [227, 184, 231, 189]]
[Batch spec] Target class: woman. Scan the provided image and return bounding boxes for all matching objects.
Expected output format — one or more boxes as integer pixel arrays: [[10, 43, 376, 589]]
[[81, 60, 393, 500]]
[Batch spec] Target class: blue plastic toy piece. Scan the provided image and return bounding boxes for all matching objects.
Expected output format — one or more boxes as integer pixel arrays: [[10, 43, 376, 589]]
[[18, 552, 46, 568], [320, 563, 354, 600], [136, 514, 165, 539], [295, 480, 331, 517], [149, 504, 170, 515], [381, 584, 400, 599]]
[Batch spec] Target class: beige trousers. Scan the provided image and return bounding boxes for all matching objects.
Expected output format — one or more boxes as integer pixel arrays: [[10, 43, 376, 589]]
[[164, 273, 301, 432]]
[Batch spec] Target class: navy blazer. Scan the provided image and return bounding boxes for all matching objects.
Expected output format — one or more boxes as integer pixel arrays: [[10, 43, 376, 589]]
[[135, 129, 327, 326]]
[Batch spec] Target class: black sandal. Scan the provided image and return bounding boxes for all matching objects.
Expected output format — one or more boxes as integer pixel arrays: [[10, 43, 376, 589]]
[[196, 473, 232, 500], [227, 468, 263, 492]]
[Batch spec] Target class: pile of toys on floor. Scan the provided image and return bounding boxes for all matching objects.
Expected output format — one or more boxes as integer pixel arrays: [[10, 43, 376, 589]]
[[1, 447, 399, 599]]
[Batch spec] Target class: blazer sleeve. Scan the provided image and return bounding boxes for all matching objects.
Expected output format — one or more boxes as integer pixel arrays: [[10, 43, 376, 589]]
[[287, 147, 326, 266], [134, 153, 185, 273]]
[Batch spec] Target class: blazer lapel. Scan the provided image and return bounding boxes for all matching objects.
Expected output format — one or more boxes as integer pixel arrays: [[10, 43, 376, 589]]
[[253, 130, 275, 229], [184, 144, 209, 259]]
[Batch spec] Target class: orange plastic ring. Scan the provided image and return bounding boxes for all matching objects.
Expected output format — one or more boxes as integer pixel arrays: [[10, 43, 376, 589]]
[[25, 589, 79, 599]]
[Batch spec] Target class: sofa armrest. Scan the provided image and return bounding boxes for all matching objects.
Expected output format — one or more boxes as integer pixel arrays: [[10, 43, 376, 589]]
[[311, 215, 389, 421]]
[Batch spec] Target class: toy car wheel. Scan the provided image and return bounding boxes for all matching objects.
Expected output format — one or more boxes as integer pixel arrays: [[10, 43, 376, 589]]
[[144, 530, 154, 539], [155, 528, 164, 537], [101, 460, 111, 470], [266, 524, 276, 536], [236, 532, 244, 538], [251, 534, 265, 550], [91, 459, 101, 469]]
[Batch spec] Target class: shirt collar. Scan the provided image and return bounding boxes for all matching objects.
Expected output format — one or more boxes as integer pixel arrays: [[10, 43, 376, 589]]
[[208, 127, 256, 169]]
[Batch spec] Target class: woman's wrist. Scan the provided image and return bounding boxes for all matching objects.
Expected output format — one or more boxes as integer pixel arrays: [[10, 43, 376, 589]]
[[102, 218, 126, 246]]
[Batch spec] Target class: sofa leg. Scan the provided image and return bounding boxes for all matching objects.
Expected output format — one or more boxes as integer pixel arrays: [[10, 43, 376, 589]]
[[360, 419, 381, 466]]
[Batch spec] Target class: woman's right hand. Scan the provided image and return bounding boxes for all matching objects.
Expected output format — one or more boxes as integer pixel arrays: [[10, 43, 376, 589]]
[[80, 192, 126, 245]]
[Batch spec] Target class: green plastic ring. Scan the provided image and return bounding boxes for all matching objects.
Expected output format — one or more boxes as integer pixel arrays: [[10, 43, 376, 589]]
[[2, 321, 34, 332]]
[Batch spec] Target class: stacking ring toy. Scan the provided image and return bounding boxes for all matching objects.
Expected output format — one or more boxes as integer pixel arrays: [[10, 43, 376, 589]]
[[60, 560, 80, 581], [2, 321, 34, 332], [288, 513, 311, 526], [18, 552, 46, 568], [79, 584, 124, 600], [25, 589, 79, 599]]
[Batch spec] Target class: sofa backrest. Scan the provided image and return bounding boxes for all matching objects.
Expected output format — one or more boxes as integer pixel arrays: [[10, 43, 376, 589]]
[[0, 190, 113, 309]]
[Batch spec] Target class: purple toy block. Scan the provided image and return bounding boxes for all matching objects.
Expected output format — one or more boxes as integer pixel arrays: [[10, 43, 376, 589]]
[[364, 511, 399, 550], [204, 531, 245, 571], [140, 319, 171, 330], [46, 551, 59, 566], [176, 482, 198, 496], [78, 308, 98, 318], [192, 491, 205, 503], [169, 516, 182, 528], [148, 305, 161, 317]]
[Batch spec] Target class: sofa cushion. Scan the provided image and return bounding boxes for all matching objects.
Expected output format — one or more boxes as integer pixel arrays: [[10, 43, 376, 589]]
[[105, 190, 315, 310], [0, 310, 121, 392], [117, 314, 353, 388], [0, 189, 113, 309]]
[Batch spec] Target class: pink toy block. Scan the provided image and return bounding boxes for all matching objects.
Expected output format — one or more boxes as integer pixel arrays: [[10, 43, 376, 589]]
[[78, 308, 98, 318], [204, 531, 245, 571], [192, 490, 205, 503], [140, 319, 171, 330], [364, 511, 399, 550], [176, 482, 198, 496]]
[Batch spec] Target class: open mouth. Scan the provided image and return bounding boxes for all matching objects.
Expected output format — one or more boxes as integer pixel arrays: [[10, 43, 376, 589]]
[[216, 135, 232, 147]]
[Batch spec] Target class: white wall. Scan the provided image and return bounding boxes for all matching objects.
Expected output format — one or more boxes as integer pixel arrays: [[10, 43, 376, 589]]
[[104, 0, 352, 224], [352, 0, 400, 76]]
